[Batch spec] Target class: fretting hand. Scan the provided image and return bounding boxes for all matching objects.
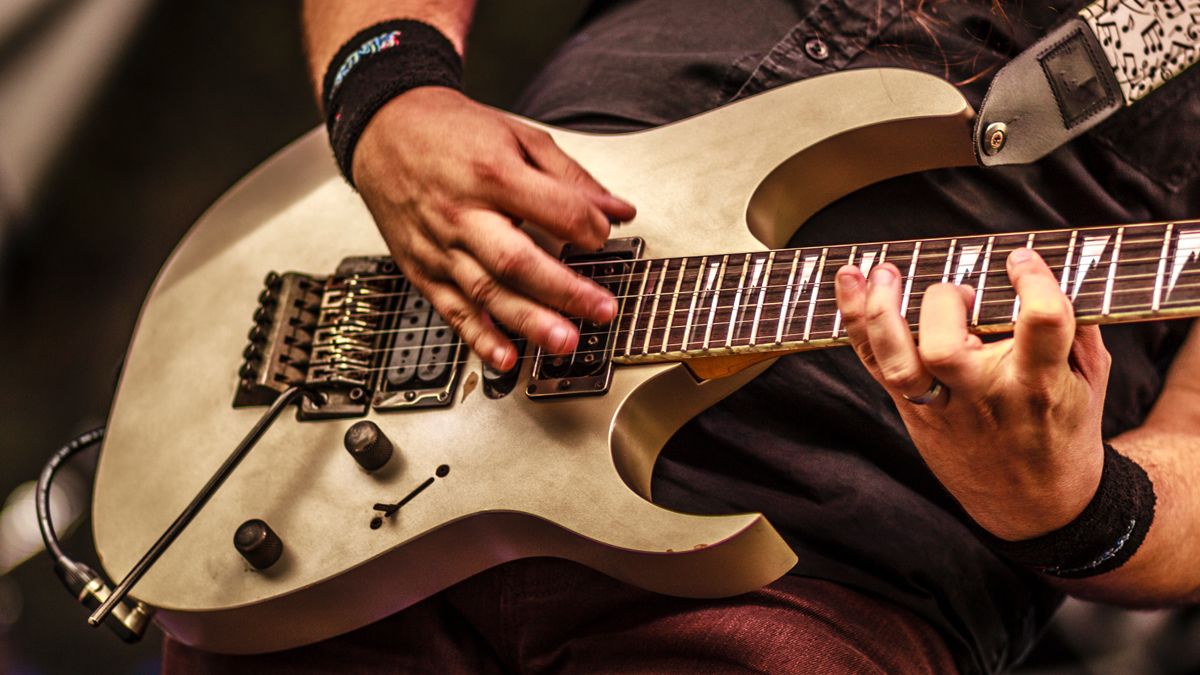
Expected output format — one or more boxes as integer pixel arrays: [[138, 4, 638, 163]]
[[835, 248, 1111, 541], [352, 87, 636, 371]]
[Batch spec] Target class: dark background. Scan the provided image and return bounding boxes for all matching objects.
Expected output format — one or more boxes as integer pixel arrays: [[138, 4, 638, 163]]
[[0, 2, 584, 672], [0, 2, 1194, 674]]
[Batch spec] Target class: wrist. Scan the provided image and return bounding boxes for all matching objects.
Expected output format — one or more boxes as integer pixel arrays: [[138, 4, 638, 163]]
[[971, 443, 1157, 579], [322, 19, 464, 186]]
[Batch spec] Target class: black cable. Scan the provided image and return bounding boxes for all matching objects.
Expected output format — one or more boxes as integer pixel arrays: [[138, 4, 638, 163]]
[[35, 426, 104, 595]]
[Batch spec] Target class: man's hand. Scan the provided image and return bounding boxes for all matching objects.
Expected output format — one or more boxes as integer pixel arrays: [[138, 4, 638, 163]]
[[352, 87, 636, 371], [835, 248, 1111, 541]]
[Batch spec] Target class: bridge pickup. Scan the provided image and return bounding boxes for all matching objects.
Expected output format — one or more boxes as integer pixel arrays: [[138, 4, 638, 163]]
[[527, 238, 643, 400]]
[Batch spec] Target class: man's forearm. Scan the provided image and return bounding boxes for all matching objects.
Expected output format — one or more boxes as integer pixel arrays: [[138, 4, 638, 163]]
[[1051, 324, 1200, 606], [300, 0, 476, 103]]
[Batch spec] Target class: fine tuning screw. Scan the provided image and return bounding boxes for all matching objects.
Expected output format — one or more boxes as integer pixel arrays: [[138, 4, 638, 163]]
[[344, 420, 394, 472]]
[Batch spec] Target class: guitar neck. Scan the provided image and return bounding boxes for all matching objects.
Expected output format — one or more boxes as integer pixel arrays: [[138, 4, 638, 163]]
[[608, 220, 1200, 364]]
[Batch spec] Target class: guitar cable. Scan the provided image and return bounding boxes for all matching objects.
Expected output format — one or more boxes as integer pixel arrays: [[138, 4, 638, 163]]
[[35, 426, 154, 643]]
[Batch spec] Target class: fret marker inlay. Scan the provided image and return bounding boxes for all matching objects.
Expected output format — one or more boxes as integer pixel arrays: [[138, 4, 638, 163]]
[[1072, 234, 1111, 301], [1168, 230, 1200, 300]]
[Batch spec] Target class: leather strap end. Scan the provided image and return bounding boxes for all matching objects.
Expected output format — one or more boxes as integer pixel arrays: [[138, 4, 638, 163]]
[[975, 18, 1123, 167]]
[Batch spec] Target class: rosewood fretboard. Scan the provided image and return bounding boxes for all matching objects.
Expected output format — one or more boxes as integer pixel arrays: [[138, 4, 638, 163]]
[[596, 221, 1200, 364]]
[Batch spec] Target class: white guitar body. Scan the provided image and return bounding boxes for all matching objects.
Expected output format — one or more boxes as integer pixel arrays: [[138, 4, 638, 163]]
[[92, 68, 975, 653]]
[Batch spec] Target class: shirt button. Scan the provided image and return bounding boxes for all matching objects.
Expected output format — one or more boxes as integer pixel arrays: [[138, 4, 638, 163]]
[[804, 37, 830, 61]]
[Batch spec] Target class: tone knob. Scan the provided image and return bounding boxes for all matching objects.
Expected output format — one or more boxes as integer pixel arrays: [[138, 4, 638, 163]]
[[344, 421, 394, 472], [234, 519, 283, 570]]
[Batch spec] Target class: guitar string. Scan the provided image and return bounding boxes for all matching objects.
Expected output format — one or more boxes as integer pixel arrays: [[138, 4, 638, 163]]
[[314, 271, 1200, 354], [305, 291, 1200, 377], [329, 243, 1190, 323], [330, 222, 1190, 281], [306, 279, 1200, 373]]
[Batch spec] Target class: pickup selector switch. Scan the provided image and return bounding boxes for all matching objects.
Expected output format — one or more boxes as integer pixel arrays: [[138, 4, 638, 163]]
[[234, 519, 283, 570], [344, 421, 394, 472]]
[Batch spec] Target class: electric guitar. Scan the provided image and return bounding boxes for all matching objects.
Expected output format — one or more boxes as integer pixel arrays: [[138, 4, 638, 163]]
[[91, 68, 1200, 653]]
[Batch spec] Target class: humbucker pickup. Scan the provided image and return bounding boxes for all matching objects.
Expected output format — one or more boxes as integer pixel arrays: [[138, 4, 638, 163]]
[[233, 256, 465, 419]]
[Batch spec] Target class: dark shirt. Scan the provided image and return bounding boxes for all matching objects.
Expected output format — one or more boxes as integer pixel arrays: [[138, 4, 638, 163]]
[[515, 2, 1200, 673]]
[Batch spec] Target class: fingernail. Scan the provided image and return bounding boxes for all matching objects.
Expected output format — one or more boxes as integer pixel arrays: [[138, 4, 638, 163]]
[[836, 270, 861, 290], [871, 266, 895, 286], [1010, 247, 1033, 264], [491, 345, 510, 369], [549, 325, 571, 352], [593, 297, 617, 322]]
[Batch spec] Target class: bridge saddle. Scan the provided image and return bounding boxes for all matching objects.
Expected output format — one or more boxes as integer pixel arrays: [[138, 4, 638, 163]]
[[232, 256, 464, 419]]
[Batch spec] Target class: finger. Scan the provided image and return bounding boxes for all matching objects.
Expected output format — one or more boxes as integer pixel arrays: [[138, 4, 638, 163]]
[[1007, 248, 1075, 383], [402, 263, 518, 371], [486, 163, 612, 249], [449, 209, 617, 324], [917, 282, 983, 390], [865, 264, 935, 399], [445, 249, 580, 356], [835, 264, 883, 381], [511, 124, 637, 223], [1069, 323, 1111, 386]]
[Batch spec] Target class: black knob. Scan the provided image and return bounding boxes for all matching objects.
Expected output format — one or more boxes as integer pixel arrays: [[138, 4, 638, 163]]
[[264, 271, 282, 290], [248, 325, 269, 343], [234, 519, 283, 570], [258, 289, 278, 307], [253, 306, 273, 325], [243, 344, 262, 361], [344, 421, 394, 472]]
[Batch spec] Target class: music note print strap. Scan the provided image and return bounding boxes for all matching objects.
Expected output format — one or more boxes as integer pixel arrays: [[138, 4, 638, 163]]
[[976, 0, 1200, 167]]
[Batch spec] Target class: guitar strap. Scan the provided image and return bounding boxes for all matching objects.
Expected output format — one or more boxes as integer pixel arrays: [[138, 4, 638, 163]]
[[975, 0, 1200, 166]]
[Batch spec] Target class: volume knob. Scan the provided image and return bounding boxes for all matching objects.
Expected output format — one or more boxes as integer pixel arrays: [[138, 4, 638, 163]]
[[234, 519, 283, 570], [344, 421, 394, 472]]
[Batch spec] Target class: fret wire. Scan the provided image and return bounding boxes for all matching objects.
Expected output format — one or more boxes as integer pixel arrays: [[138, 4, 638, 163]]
[[726, 254, 752, 348], [830, 246, 857, 339], [702, 256, 728, 350], [624, 260, 652, 357], [1103, 227, 1124, 315], [1153, 223, 1174, 312], [803, 248, 828, 341], [942, 239, 957, 284], [642, 259, 669, 355], [1011, 233, 1035, 322], [681, 256, 708, 350], [971, 236, 995, 326], [662, 258, 687, 353], [777, 250, 801, 344], [750, 252, 774, 346], [901, 241, 920, 318]]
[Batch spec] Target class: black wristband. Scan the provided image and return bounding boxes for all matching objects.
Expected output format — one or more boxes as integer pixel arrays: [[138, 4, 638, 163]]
[[976, 444, 1156, 579], [321, 19, 464, 186]]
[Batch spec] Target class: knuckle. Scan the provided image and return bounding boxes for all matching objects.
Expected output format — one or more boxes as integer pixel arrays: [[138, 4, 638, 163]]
[[439, 301, 474, 337], [918, 342, 960, 369], [470, 158, 507, 187], [492, 246, 531, 280], [880, 361, 926, 392], [1022, 305, 1068, 329], [466, 273, 501, 307]]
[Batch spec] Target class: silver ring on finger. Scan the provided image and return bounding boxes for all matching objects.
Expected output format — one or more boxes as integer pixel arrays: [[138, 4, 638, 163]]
[[902, 378, 946, 405]]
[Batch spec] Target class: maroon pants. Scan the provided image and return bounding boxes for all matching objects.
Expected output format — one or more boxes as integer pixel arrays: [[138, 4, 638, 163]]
[[164, 558, 957, 674]]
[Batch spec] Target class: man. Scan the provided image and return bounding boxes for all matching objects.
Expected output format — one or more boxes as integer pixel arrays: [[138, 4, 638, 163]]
[[166, 1, 1200, 672]]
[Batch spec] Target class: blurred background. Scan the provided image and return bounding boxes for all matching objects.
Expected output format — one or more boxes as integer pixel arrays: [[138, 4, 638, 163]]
[[0, 1, 1195, 673]]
